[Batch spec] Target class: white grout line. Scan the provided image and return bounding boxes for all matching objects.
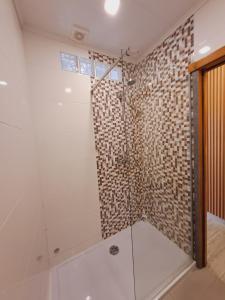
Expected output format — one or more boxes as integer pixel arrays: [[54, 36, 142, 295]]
[[153, 262, 196, 300]]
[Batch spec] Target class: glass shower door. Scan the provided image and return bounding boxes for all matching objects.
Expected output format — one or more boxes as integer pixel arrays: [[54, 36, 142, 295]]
[[128, 17, 195, 299], [89, 51, 136, 300]]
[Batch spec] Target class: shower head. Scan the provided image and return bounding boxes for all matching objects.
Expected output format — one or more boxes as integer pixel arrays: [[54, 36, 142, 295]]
[[127, 78, 136, 86], [116, 79, 135, 100]]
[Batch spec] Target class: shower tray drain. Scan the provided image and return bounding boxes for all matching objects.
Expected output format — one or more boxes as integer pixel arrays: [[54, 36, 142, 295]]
[[109, 245, 119, 255]]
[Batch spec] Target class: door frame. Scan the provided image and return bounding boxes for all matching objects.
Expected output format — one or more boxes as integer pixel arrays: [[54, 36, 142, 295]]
[[189, 46, 225, 268]]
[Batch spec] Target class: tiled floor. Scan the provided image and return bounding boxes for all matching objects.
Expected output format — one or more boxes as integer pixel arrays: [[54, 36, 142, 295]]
[[162, 215, 225, 300]]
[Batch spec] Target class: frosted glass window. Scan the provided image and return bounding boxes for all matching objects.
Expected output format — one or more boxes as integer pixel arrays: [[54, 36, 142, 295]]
[[79, 57, 93, 76], [60, 52, 78, 72], [95, 62, 108, 79], [60, 53, 122, 81], [110, 67, 122, 81]]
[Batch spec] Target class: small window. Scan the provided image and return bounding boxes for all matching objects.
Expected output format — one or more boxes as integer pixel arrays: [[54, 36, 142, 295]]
[[110, 67, 122, 81], [60, 52, 78, 72], [79, 57, 93, 76], [60, 52, 122, 82], [95, 62, 108, 79]]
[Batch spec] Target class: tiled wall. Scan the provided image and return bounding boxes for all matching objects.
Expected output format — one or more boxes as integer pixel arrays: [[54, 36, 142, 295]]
[[90, 16, 194, 254], [131, 17, 194, 254], [89, 51, 136, 238]]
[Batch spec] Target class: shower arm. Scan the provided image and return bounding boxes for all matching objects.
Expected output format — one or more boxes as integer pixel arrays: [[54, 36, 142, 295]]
[[91, 49, 130, 94]]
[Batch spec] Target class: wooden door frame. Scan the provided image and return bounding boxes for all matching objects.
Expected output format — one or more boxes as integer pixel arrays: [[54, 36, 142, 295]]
[[189, 46, 225, 268]]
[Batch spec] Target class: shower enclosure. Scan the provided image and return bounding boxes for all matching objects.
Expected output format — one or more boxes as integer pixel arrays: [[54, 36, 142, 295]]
[[83, 48, 193, 300]]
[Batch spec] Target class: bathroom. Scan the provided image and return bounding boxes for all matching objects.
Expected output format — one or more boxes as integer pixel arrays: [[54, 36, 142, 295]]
[[1, 0, 225, 299]]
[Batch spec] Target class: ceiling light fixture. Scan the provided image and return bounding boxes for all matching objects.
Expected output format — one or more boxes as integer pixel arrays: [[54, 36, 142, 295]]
[[65, 87, 72, 94], [0, 80, 8, 86], [104, 0, 120, 16], [198, 45, 211, 55]]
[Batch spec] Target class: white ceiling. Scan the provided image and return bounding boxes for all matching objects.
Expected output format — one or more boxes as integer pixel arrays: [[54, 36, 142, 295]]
[[14, 0, 204, 56]]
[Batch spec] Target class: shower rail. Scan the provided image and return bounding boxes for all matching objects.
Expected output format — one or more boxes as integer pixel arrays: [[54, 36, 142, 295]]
[[91, 48, 130, 94]]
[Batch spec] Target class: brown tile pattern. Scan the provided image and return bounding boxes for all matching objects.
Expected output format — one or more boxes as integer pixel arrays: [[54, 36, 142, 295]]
[[129, 17, 194, 254], [89, 51, 137, 238], [89, 16, 194, 254]]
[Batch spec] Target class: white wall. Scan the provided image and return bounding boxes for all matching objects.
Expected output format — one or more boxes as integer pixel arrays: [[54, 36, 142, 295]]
[[23, 31, 102, 266], [0, 0, 49, 298], [193, 0, 225, 61]]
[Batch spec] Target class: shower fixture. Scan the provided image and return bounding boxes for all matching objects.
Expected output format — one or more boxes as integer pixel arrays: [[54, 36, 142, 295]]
[[90, 46, 140, 116], [116, 91, 142, 118], [91, 48, 131, 94], [116, 76, 136, 99], [115, 76, 142, 118], [127, 78, 136, 86]]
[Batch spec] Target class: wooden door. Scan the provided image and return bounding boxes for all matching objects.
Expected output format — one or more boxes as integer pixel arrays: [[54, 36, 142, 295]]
[[204, 64, 225, 219]]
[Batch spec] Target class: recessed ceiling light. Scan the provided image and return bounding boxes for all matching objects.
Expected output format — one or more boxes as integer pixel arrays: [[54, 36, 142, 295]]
[[0, 80, 8, 86], [104, 0, 120, 16], [198, 46, 211, 55], [65, 87, 72, 94]]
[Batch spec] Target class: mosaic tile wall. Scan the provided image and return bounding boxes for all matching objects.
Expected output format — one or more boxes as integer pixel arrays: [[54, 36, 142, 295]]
[[130, 16, 194, 254], [89, 51, 138, 238], [89, 16, 194, 254]]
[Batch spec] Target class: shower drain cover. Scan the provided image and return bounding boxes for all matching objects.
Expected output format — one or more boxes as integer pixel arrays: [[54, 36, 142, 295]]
[[109, 245, 119, 255]]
